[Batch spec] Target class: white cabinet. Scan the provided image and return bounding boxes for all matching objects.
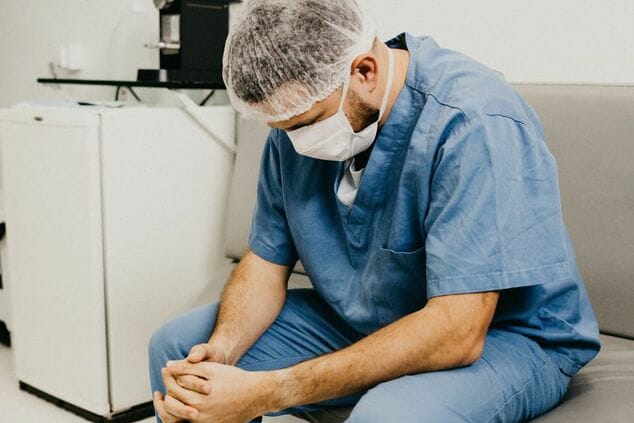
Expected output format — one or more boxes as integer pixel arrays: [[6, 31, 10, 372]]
[[0, 105, 235, 419], [0, 191, 11, 335]]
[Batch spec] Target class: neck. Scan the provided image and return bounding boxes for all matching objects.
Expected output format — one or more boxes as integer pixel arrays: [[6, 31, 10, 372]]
[[352, 45, 410, 169], [379, 45, 410, 127]]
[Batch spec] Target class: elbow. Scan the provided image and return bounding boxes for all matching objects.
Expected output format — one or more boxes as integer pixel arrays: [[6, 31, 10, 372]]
[[458, 336, 486, 366]]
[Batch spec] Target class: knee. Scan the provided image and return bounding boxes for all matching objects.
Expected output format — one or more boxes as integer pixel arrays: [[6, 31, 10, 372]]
[[148, 302, 220, 364], [148, 322, 180, 364], [346, 394, 388, 423], [347, 383, 413, 423]]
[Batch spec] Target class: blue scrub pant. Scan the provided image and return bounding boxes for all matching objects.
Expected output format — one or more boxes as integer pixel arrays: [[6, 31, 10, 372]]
[[148, 288, 571, 422]]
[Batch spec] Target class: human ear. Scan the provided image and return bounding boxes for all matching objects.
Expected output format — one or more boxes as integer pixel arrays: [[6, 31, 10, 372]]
[[350, 54, 379, 92]]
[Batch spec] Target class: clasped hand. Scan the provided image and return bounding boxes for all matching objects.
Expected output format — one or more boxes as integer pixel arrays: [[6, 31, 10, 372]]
[[153, 344, 268, 423]]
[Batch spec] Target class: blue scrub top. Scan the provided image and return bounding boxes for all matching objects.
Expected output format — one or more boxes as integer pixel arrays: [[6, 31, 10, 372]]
[[248, 33, 600, 376]]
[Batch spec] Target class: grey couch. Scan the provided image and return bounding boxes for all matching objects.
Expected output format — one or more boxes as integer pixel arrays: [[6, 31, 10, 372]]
[[224, 84, 634, 422]]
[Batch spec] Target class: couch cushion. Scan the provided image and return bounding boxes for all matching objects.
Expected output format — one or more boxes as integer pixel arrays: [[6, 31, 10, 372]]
[[514, 84, 634, 338], [532, 334, 634, 422], [224, 117, 307, 273], [292, 407, 353, 423], [224, 117, 267, 262]]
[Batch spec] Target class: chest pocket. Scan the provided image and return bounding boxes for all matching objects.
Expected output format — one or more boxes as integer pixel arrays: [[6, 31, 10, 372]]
[[374, 245, 428, 327]]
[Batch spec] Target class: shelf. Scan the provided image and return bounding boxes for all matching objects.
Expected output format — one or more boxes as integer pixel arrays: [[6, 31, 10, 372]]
[[37, 78, 224, 90]]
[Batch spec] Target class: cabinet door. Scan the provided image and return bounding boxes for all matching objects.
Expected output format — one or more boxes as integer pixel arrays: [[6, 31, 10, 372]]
[[0, 109, 110, 415], [100, 107, 235, 412]]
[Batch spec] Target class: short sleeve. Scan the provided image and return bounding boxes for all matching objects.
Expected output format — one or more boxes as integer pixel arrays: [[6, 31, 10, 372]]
[[247, 130, 299, 266], [424, 114, 571, 298]]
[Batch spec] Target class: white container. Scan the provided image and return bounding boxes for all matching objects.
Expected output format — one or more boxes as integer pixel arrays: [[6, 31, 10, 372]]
[[0, 104, 235, 418]]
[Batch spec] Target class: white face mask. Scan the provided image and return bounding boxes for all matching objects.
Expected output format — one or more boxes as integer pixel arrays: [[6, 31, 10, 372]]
[[286, 47, 395, 161]]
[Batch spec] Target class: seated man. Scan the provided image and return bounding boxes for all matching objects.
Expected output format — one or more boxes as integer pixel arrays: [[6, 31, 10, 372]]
[[148, 0, 601, 422]]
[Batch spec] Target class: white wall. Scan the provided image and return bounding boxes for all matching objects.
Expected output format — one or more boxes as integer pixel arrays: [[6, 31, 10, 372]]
[[364, 0, 634, 85], [0, 0, 632, 107], [0, 0, 159, 107]]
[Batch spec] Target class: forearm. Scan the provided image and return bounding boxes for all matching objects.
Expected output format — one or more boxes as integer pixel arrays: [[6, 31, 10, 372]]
[[209, 251, 289, 365], [266, 297, 492, 413]]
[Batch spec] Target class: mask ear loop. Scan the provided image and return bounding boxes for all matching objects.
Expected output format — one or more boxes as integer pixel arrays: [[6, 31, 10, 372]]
[[377, 47, 395, 120], [337, 70, 352, 113]]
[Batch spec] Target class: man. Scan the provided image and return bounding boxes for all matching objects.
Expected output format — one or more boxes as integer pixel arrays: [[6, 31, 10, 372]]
[[149, 0, 600, 422]]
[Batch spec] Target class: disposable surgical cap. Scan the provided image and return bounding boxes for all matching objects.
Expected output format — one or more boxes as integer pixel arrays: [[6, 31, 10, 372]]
[[222, 0, 377, 123]]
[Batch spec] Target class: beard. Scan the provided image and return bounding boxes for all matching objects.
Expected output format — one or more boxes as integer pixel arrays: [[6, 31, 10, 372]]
[[346, 88, 380, 133]]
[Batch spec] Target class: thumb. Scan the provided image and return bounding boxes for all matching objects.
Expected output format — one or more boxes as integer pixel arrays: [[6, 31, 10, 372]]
[[186, 344, 208, 363]]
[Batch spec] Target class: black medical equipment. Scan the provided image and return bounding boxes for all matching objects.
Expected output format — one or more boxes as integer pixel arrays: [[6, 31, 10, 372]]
[[138, 0, 241, 85]]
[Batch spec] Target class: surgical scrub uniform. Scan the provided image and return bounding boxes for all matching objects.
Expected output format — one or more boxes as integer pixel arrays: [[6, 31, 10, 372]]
[[149, 33, 601, 422]]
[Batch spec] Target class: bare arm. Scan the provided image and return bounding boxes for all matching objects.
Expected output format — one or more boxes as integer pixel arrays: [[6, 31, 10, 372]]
[[265, 291, 499, 413], [208, 249, 292, 365]]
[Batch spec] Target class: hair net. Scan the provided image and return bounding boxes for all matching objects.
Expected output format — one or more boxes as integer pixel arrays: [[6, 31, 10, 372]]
[[222, 0, 377, 123]]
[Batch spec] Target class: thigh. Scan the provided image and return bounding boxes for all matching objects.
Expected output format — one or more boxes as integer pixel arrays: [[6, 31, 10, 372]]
[[346, 329, 570, 423], [236, 288, 364, 370], [151, 288, 363, 361]]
